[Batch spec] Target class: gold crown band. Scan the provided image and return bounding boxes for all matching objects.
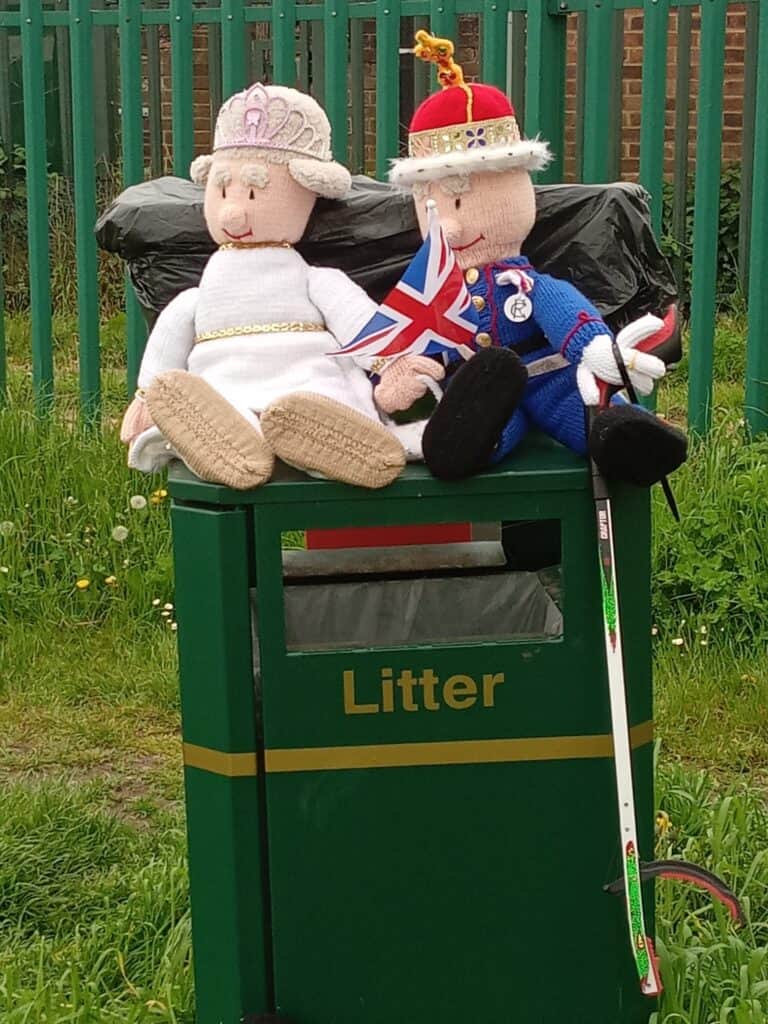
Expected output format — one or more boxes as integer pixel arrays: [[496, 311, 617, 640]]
[[408, 114, 521, 159], [195, 321, 326, 343]]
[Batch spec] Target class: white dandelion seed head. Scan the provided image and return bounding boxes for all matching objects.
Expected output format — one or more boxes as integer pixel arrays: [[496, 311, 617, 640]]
[[129, 495, 148, 510], [111, 525, 129, 542], [671, 637, 685, 647], [0, 521, 15, 537]]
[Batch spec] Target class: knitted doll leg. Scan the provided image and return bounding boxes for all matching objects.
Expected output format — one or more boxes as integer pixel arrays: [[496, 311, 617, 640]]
[[422, 347, 528, 480], [260, 392, 406, 489], [489, 406, 530, 464], [145, 370, 275, 490], [524, 365, 589, 456]]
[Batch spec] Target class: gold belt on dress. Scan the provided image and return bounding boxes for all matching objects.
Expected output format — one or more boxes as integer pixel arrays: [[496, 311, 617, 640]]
[[194, 321, 326, 343]]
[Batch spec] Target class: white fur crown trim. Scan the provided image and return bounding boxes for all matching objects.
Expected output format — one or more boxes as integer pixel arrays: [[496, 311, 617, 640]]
[[389, 138, 552, 187]]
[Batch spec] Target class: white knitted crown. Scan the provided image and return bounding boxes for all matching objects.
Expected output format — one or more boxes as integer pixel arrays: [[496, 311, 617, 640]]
[[214, 82, 332, 160]]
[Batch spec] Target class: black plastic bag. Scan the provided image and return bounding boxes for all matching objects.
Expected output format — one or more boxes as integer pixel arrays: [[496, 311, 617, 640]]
[[95, 175, 676, 331]]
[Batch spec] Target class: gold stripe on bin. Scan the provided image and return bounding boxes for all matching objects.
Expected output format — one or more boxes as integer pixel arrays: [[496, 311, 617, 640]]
[[181, 722, 653, 777], [194, 321, 326, 344], [182, 742, 259, 777], [265, 720, 654, 775]]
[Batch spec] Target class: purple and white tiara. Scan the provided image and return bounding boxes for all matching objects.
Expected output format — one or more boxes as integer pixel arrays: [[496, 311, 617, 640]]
[[214, 83, 330, 160]]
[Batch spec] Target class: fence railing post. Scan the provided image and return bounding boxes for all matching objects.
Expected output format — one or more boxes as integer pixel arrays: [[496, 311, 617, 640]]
[[20, 0, 54, 413], [688, 0, 727, 437], [119, 0, 146, 397], [221, 0, 247, 96], [324, 0, 349, 163], [272, 0, 298, 86], [524, 0, 566, 184], [639, 0, 669, 236], [580, 0, 616, 184], [70, 0, 101, 423], [482, 0, 509, 93], [375, 0, 401, 181], [745, 0, 768, 437], [170, 0, 194, 176]]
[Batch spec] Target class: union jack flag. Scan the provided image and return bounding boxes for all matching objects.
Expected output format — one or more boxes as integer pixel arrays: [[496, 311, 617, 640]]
[[331, 202, 478, 360]]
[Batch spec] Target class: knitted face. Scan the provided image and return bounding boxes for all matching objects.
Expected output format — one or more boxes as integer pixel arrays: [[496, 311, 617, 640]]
[[203, 154, 317, 246], [413, 168, 536, 268]]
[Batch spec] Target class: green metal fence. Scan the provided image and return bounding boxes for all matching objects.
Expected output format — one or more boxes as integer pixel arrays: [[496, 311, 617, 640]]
[[0, 0, 765, 435]]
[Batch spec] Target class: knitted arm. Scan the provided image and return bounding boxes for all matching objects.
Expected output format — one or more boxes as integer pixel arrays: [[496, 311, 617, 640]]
[[136, 287, 200, 389], [525, 272, 610, 363], [307, 266, 392, 373]]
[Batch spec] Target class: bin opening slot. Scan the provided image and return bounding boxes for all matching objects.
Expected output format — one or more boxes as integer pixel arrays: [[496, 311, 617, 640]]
[[256, 519, 563, 653]]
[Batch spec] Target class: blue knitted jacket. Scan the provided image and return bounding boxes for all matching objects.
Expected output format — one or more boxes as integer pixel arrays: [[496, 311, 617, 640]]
[[459, 254, 610, 364]]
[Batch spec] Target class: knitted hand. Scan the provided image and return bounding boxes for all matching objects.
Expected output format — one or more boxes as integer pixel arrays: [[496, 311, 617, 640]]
[[576, 315, 667, 406], [120, 393, 156, 444], [374, 355, 445, 414]]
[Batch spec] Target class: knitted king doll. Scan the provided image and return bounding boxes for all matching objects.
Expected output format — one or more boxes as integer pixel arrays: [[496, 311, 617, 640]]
[[120, 83, 435, 489], [382, 32, 687, 483]]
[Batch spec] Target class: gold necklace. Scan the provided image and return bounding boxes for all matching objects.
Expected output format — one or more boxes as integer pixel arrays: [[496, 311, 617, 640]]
[[218, 240, 293, 250]]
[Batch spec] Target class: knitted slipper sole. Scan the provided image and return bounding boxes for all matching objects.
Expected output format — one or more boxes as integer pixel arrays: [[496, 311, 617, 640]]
[[146, 370, 274, 490], [261, 392, 406, 489]]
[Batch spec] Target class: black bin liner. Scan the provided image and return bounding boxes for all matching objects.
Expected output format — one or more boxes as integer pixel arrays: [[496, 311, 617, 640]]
[[95, 175, 676, 332]]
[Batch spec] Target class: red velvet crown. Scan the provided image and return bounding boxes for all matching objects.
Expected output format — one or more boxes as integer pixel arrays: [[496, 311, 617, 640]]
[[410, 84, 515, 133]]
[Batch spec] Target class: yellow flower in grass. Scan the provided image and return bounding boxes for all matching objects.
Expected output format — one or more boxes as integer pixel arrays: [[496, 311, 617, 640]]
[[104, 576, 117, 586], [150, 488, 169, 506], [76, 578, 90, 590], [655, 810, 671, 835]]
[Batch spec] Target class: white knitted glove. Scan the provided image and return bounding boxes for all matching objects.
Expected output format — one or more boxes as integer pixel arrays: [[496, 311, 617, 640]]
[[576, 314, 667, 406]]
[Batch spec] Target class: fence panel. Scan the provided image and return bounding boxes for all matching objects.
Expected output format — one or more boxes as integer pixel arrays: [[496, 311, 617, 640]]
[[745, 0, 768, 437], [0, 0, 764, 436]]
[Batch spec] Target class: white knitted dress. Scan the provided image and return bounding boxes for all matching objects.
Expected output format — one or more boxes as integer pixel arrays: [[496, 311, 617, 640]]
[[129, 247, 422, 472]]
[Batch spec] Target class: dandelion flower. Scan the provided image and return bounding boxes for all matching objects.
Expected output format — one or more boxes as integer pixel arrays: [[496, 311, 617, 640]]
[[699, 625, 708, 634], [76, 578, 90, 590], [104, 576, 117, 586], [129, 495, 148, 511], [152, 598, 161, 607], [0, 521, 15, 537], [655, 810, 671, 834], [111, 526, 129, 542], [0, 566, 8, 574], [123, 558, 129, 567], [700, 639, 708, 646], [161, 610, 171, 618], [65, 496, 78, 506], [651, 626, 658, 636], [671, 637, 684, 647], [170, 622, 178, 632], [163, 602, 174, 611]]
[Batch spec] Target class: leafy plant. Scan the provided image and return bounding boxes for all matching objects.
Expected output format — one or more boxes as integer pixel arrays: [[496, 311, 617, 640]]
[[661, 164, 746, 314]]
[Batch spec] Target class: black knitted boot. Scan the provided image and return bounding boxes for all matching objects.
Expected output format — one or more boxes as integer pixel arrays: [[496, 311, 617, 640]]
[[422, 347, 528, 480], [588, 404, 688, 486]]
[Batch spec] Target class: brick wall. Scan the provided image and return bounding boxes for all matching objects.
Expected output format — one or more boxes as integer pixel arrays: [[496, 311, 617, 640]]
[[155, 6, 748, 183]]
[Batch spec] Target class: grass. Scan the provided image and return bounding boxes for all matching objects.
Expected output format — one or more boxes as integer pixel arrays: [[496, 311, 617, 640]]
[[1, 310, 767, 1021]]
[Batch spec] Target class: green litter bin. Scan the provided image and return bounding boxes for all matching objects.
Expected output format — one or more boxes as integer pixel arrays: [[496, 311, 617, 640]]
[[168, 433, 655, 1024]]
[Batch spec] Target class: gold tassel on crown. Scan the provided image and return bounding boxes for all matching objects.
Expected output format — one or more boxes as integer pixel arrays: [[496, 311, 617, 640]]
[[412, 29, 474, 121]]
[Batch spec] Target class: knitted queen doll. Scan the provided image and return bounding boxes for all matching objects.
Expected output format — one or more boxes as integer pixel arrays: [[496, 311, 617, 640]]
[[383, 32, 687, 484], [120, 83, 438, 489]]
